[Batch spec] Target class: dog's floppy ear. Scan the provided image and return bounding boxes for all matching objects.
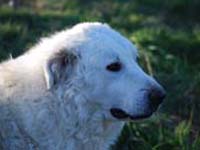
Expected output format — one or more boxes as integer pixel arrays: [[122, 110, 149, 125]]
[[43, 50, 77, 89]]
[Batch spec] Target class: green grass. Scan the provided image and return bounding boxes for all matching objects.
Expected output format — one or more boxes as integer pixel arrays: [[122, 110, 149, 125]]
[[113, 114, 200, 150], [0, 0, 200, 149]]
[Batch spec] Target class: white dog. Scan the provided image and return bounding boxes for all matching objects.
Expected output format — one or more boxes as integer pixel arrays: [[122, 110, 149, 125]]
[[0, 22, 165, 150]]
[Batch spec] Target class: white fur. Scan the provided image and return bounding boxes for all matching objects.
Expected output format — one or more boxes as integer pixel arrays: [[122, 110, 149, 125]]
[[0, 22, 162, 150]]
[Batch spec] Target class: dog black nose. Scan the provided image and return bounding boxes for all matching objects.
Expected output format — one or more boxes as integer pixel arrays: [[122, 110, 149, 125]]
[[148, 88, 166, 109]]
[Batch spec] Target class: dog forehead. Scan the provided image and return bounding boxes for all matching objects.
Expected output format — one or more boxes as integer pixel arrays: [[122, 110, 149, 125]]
[[74, 23, 138, 60]]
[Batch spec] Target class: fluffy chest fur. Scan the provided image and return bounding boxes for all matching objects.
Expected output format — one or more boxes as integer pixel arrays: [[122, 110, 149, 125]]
[[32, 101, 124, 150], [27, 91, 124, 150], [0, 85, 124, 150]]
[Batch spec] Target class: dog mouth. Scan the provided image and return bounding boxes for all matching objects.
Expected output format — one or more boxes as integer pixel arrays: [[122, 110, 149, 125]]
[[110, 108, 153, 120]]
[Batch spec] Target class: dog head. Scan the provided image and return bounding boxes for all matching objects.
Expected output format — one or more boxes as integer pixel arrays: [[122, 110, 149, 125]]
[[43, 22, 166, 121]]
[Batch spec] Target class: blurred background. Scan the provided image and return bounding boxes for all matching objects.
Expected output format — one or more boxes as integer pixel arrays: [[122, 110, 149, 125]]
[[0, 0, 200, 149]]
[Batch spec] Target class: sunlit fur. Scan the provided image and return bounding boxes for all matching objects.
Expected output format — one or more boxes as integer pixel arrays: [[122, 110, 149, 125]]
[[0, 22, 162, 150]]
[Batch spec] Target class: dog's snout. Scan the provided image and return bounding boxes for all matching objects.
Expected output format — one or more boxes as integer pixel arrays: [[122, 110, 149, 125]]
[[148, 87, 166, 109]]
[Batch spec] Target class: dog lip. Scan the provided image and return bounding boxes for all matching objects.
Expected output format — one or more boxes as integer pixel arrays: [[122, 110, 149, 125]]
[[129, 112, 153, 120], [110, 108, 129, 119], [110, 108, 153, 120]]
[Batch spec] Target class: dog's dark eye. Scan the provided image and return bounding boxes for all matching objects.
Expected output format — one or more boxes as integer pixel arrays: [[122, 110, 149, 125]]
[[106, 62, 122, 72]]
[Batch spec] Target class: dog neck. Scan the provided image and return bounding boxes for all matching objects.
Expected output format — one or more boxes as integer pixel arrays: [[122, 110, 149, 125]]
[[5, 80, 125, 150], [46, 86, 125, 150]]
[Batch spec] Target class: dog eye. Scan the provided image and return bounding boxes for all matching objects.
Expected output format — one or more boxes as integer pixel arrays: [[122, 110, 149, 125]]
[[106, 62, 122, 72]]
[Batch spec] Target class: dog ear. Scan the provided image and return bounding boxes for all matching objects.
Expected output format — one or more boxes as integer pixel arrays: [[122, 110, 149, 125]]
[[43, 50, 77, 89]]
